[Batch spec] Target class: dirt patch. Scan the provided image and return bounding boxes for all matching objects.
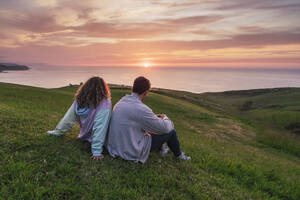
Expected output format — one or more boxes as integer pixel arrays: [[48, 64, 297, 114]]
[[285, 122, 300, 135], [184, 118, 255, 143]]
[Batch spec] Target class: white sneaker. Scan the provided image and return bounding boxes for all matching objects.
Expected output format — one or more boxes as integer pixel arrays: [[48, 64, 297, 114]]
[[46, 130, 61, 136], [177, 152, 191, 160], [160, 145, 169, 156]]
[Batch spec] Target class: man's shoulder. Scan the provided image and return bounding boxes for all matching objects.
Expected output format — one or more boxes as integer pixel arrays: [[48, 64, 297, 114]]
[[115, 95, 151, 112], [133, 102, 153, 115]]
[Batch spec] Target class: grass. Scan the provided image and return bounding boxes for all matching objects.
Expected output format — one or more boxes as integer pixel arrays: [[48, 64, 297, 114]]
[[0, 82, 300, 199], [153, 87, 300, 157]]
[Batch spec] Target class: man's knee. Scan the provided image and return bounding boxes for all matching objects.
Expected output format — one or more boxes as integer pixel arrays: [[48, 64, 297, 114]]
[[168, 129, 177, 136]]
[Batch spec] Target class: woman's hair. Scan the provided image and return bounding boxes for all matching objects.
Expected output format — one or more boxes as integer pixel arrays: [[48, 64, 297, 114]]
[[75, 76, 111, 108]]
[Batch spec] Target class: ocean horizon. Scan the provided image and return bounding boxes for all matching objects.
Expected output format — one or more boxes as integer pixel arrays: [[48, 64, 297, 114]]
[[1, 65, 300, 93]]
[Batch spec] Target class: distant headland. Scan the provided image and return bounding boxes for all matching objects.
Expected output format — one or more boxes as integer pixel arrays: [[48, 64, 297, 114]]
[[0, 63, 30, 72]]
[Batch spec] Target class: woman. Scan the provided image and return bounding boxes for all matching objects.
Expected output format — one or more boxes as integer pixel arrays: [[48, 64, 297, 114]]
[[47, 77, 111, 161]]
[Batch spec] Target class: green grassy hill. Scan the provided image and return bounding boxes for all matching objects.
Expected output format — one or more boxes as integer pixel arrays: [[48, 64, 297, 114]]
[[0, 82, 300, 199], [153, 88, 300, 157]]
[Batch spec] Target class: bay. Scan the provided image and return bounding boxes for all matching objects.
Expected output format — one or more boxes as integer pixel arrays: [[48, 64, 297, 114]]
[[1, 65, 300, 93]]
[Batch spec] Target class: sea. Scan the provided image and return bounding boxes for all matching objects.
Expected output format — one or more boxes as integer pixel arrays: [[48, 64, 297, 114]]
[[1, 65, 300, 93]]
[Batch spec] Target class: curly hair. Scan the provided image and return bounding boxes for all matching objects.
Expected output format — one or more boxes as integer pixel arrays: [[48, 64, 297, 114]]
[[75, 77, 111, 109]]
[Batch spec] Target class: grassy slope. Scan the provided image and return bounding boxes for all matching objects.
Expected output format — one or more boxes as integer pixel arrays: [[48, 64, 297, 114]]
[[153, 88, 300, 157], [0, 83, 300, 200]]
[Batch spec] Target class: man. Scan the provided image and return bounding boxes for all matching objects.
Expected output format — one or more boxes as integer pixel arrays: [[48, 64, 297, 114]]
[[106, 76, 191, 163]]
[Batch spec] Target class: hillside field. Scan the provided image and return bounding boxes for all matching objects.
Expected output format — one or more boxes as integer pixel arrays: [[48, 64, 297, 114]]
[[0, 82, 300, 200]]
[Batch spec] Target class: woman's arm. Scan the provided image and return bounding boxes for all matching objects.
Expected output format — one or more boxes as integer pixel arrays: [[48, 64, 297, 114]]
[[91, 108, 111, 159]]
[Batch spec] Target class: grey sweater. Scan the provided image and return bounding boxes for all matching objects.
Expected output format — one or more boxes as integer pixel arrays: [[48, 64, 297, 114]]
[[106, 93, 174, 163]]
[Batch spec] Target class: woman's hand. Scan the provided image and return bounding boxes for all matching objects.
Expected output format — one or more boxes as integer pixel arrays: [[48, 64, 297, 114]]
[[156, 114, 166, 118], [91, 155, 104, 161]]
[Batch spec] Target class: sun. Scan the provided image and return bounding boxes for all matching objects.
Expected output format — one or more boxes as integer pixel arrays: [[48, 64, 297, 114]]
[[143, 63, 151, 68]]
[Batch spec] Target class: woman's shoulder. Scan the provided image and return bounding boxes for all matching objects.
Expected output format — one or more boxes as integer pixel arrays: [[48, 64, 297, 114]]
[[97, 98, 112, 110]]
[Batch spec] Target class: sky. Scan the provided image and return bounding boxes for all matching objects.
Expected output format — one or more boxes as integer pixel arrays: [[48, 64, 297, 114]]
[[0, 0, 300, 68]]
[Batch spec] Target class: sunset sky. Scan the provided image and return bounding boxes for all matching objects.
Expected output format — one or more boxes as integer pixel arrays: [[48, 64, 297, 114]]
[[0, 0, 300, 67]]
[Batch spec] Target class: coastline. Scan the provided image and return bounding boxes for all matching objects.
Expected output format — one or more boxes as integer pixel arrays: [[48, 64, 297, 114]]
[[0, 63, 30, 73], [1, 81, 300, 95], [1, 66, 300, 93]]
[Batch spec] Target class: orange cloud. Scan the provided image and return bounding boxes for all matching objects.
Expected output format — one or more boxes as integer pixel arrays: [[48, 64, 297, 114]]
[[0, 0, 299, 67]]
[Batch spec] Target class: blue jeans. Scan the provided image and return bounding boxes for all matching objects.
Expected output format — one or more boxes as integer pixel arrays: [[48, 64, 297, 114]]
[[150, 129, 182, 157]]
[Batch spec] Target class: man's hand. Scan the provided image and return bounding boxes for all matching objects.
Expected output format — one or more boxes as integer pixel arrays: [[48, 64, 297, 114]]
[[144, 132, 151, 136], [91, 155, 104, 161], [156, 114, 166, 118]]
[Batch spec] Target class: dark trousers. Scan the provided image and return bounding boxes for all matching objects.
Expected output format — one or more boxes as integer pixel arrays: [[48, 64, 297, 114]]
[[150, 129, 182, 157]]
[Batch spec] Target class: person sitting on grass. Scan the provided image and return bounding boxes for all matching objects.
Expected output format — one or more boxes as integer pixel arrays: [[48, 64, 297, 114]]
[[47, 76, 111, 161], [106, 76, 191, 163]]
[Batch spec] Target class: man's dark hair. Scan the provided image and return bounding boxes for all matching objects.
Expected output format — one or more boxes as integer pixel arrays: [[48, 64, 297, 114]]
[[132, 76, 151, 95]]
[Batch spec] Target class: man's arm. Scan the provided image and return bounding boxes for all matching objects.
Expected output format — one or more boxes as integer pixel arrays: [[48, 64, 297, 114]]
[[139, 106, 174, 134]]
